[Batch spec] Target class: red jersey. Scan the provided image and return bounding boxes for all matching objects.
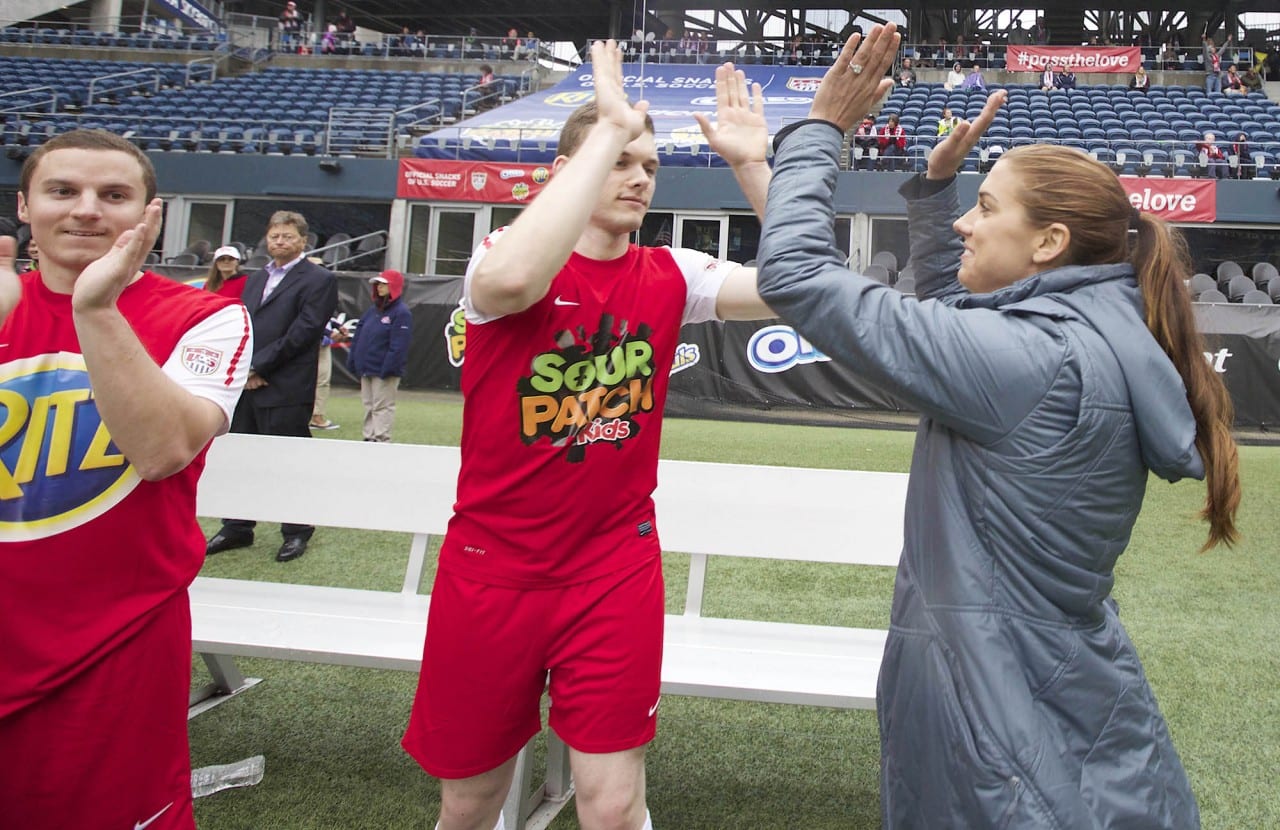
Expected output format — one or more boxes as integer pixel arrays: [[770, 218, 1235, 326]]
[[0, 271, 250, 719], [213, 273, 248, 299], [442, 231, 735, 588]]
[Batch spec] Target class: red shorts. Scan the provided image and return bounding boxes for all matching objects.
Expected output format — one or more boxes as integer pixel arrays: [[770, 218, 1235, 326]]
[[403, 556, 665, 779], [0, 592, 195, 830]]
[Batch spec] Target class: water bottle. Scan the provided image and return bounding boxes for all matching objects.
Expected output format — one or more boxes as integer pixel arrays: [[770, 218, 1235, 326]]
[[190, 754, 266, 798]]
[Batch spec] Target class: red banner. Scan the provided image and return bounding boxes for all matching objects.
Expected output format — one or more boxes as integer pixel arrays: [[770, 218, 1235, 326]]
[[1005, 46, 1141, 73], [1119, 177, 1216, 223], [397, 159, 552, 202]]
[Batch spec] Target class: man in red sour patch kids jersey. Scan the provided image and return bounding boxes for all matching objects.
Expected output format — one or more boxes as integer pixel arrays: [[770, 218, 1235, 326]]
[[402, 40, 779, 830], [0, 129, 251, 830]]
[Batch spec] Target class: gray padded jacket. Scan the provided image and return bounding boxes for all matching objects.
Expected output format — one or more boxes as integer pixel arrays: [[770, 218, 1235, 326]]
[[757, 121, 1203, 829]]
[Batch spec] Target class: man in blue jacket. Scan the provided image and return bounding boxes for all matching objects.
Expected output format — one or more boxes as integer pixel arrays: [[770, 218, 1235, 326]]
[[347, 269, 412, 442]]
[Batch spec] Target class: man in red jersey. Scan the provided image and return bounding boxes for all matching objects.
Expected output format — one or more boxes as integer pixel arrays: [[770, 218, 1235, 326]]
[[0, 129, 251, 830], [400, 39, 887, 830]]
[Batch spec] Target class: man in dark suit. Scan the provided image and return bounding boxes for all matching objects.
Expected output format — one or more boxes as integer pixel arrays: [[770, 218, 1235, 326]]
[[206, 210, 337, 562]]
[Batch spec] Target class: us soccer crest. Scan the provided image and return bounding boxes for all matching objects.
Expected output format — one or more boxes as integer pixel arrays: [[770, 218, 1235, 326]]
[[181, 345, 223, 376], [471, 171, 488, 190]]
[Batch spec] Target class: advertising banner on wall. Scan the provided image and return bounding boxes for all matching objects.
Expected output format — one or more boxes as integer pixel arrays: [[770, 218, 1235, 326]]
[[1119, 177, 1217, 223], [397, 159, 552, 203], [1004, 46, 1141, 73], [151, 0, 219, 31], [334, 277, 1280, 430]]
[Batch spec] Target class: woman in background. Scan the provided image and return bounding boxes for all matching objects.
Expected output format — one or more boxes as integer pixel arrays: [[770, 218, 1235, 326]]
[[203, 245, 247, 299]]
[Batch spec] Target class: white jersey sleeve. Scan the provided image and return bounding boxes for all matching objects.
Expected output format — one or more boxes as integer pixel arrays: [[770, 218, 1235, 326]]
[[461, 225, 510, 325], [666, 247, 743, 325], [159, 303, 253, 434]]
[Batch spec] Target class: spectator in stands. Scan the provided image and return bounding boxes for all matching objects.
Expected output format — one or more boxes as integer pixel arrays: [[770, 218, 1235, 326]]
[[347, 270, 411, 441], [320, 24, 338, 55], [204, 245, 248, 298], [205, 210, 337, 564], [1030, 16, 1049, 45], [962, 62, 986, 89], [759, 28, 1240, 826], [1056, 67, 1076, 90], [878, 114, 907, 171], [1202, 35, 1231, 93], [1240, 65, 1263, 93], [517, 31, 540, 61], [334, 9, 356, 43], [475, 64, 498, 111], [501, 26, 520, 57], [399, 42, 803, 830], [943, 61, 965, 90], [1007, 23, 1029, 46], [0, 128, 251, 830], [1197, 131, 1229, 178], [1158, 41, 1180, 69], [1223, 64, 1244, 95], [937, 107, 961, 136], [278, 0, 302, 51], [1040, 62, 1059, 91], [21, 238, 38, 272], [853, 115, 878, 169], [896, 57, 917, 87], [1129, 65, 1151, 92], [1231, 132, 1253, 179]]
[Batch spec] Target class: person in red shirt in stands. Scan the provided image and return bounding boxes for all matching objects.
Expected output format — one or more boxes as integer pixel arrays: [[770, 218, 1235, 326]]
[[1196, 131, 1229, 178], [878, 113, 907, 171]]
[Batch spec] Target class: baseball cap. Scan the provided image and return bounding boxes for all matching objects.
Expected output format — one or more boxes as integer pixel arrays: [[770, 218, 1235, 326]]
[[213, 245, 241, 261], [369, 275, 388, 284], [370, 269, 400, 284]]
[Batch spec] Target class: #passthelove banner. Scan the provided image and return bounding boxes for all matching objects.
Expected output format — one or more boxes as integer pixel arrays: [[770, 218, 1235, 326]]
[[1005, 46, 1141, 73], [397, 159, 551, 203], [1118, 178, 1217, 223]]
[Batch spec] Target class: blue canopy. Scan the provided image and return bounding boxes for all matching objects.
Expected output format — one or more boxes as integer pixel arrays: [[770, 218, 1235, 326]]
[[414, 62, 830, 167]]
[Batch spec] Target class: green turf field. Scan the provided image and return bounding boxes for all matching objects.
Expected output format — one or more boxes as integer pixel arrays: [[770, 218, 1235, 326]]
[[189, 391, 1280, 829]]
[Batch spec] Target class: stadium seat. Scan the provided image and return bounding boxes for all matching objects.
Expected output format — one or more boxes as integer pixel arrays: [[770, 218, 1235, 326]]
[[1188, 273, 1217, 298], [1240, 289, 1272, 305], [1226, 274, 1254, 303], [1196, 288, 1227, 303]]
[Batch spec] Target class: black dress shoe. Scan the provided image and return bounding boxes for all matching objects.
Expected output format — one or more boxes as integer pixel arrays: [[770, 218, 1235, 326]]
[[276, 537, 308, 562], [206, 531, 253, 556]]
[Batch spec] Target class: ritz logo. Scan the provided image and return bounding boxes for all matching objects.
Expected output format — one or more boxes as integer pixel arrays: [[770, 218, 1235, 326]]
[[445, 303, 466, 367], [747, 325, 830, 373], [0, 353, 138, 541], [670, 342, 700, 375], [545, 91, 594, 107]]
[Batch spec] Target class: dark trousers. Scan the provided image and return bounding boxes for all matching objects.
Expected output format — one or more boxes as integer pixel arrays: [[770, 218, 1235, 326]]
[[221, 399, 315, 541]]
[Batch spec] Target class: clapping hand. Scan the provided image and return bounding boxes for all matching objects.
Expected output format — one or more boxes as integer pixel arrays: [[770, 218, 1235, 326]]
[[71, 198, 163, 314], [926, 90, 1006, 179], [694, 63, 767, 168], [810, 24, 901, 132], [0, 236, 21, 325]]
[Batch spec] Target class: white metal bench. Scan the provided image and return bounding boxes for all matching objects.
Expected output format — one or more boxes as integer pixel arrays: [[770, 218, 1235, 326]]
[[190, 433, 906, 827]]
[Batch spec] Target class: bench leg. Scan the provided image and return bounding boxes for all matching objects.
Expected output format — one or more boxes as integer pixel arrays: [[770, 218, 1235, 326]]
[[503, 730, 576, 830], [188, 653, 263, 719]]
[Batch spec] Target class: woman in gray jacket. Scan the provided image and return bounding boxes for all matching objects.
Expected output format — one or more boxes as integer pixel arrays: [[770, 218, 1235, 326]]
[[757, 24, 1241, 829]]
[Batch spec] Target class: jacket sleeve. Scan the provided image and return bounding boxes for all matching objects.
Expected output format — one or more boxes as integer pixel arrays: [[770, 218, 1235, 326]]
[[251, 267, 339, 377], [381, 305, 413, 377], [757, 122, 1059, 444]]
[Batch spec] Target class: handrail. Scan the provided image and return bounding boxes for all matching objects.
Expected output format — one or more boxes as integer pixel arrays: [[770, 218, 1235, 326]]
[[87, 66, 161, 105], [0, 87, 58, 114]]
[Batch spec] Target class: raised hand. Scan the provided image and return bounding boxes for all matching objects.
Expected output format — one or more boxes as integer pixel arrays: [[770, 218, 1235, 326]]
[[810, 24, 901, 132], [926, 89, 1006, 179], [0, 236, 21, 324], [71, 198, 163, 313], [694, 62, 767, 167], [589, 40, 649, 144]]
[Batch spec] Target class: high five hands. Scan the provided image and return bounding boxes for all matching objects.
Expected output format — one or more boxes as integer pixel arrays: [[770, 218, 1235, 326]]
[[810, 24, 901, 131], [926, 90, 1006, 179], [694, 63, 767, 168], [589, 40, 650, 145]]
